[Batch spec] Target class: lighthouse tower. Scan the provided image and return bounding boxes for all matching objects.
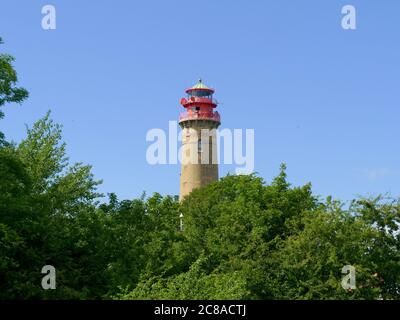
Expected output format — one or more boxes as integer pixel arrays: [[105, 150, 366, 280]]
[[179, 79, 221, 200]]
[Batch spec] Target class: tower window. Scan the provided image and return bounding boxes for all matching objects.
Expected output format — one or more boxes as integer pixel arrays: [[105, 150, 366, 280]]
[[198, 139, 202, 152]]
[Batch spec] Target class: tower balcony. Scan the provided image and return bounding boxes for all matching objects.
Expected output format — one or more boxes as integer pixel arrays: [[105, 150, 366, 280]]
[[180, 96, 218, 108], [179, 111, 221, 124]]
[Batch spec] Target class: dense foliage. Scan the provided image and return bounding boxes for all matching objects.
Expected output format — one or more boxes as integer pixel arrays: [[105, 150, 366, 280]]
[[0, 38, 399, 300]]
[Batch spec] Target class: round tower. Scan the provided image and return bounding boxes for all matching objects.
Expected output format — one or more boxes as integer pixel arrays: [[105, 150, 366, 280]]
[[179, 79, 221, 200]]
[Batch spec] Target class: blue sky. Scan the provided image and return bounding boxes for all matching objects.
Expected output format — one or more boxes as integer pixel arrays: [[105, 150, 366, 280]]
[[1, 0, 399, 201]]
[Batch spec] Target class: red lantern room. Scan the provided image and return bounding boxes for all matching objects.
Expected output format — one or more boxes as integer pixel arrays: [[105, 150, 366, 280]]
[[179, 79, 221, 124]]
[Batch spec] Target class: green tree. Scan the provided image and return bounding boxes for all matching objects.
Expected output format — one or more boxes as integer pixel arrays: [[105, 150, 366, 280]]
[[0, 37, 28, 144], [0, 147, 34, 297], [122, 168, 399, 300], [121, 255, 250, 300], [0, 112, 105, 298], [262, 205, 381, 299], [355, 197, 400, 299], [100, 192, 183, 297]]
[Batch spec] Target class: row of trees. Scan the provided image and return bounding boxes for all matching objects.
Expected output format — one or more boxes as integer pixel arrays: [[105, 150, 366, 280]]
[[0, 37, 399, 299]]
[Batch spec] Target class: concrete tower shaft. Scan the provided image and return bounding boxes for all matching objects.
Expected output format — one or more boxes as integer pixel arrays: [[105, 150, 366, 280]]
[[179, 80, 221, 200]]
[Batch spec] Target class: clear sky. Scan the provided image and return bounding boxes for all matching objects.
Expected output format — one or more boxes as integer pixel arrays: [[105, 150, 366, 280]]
[[1, 0, 399, 202]]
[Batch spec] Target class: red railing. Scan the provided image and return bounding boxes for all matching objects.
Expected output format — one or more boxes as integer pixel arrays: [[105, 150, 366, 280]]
[[179, 111, 220, 123], [181, 96, 218, 107], [189, 97, 218, 104]]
